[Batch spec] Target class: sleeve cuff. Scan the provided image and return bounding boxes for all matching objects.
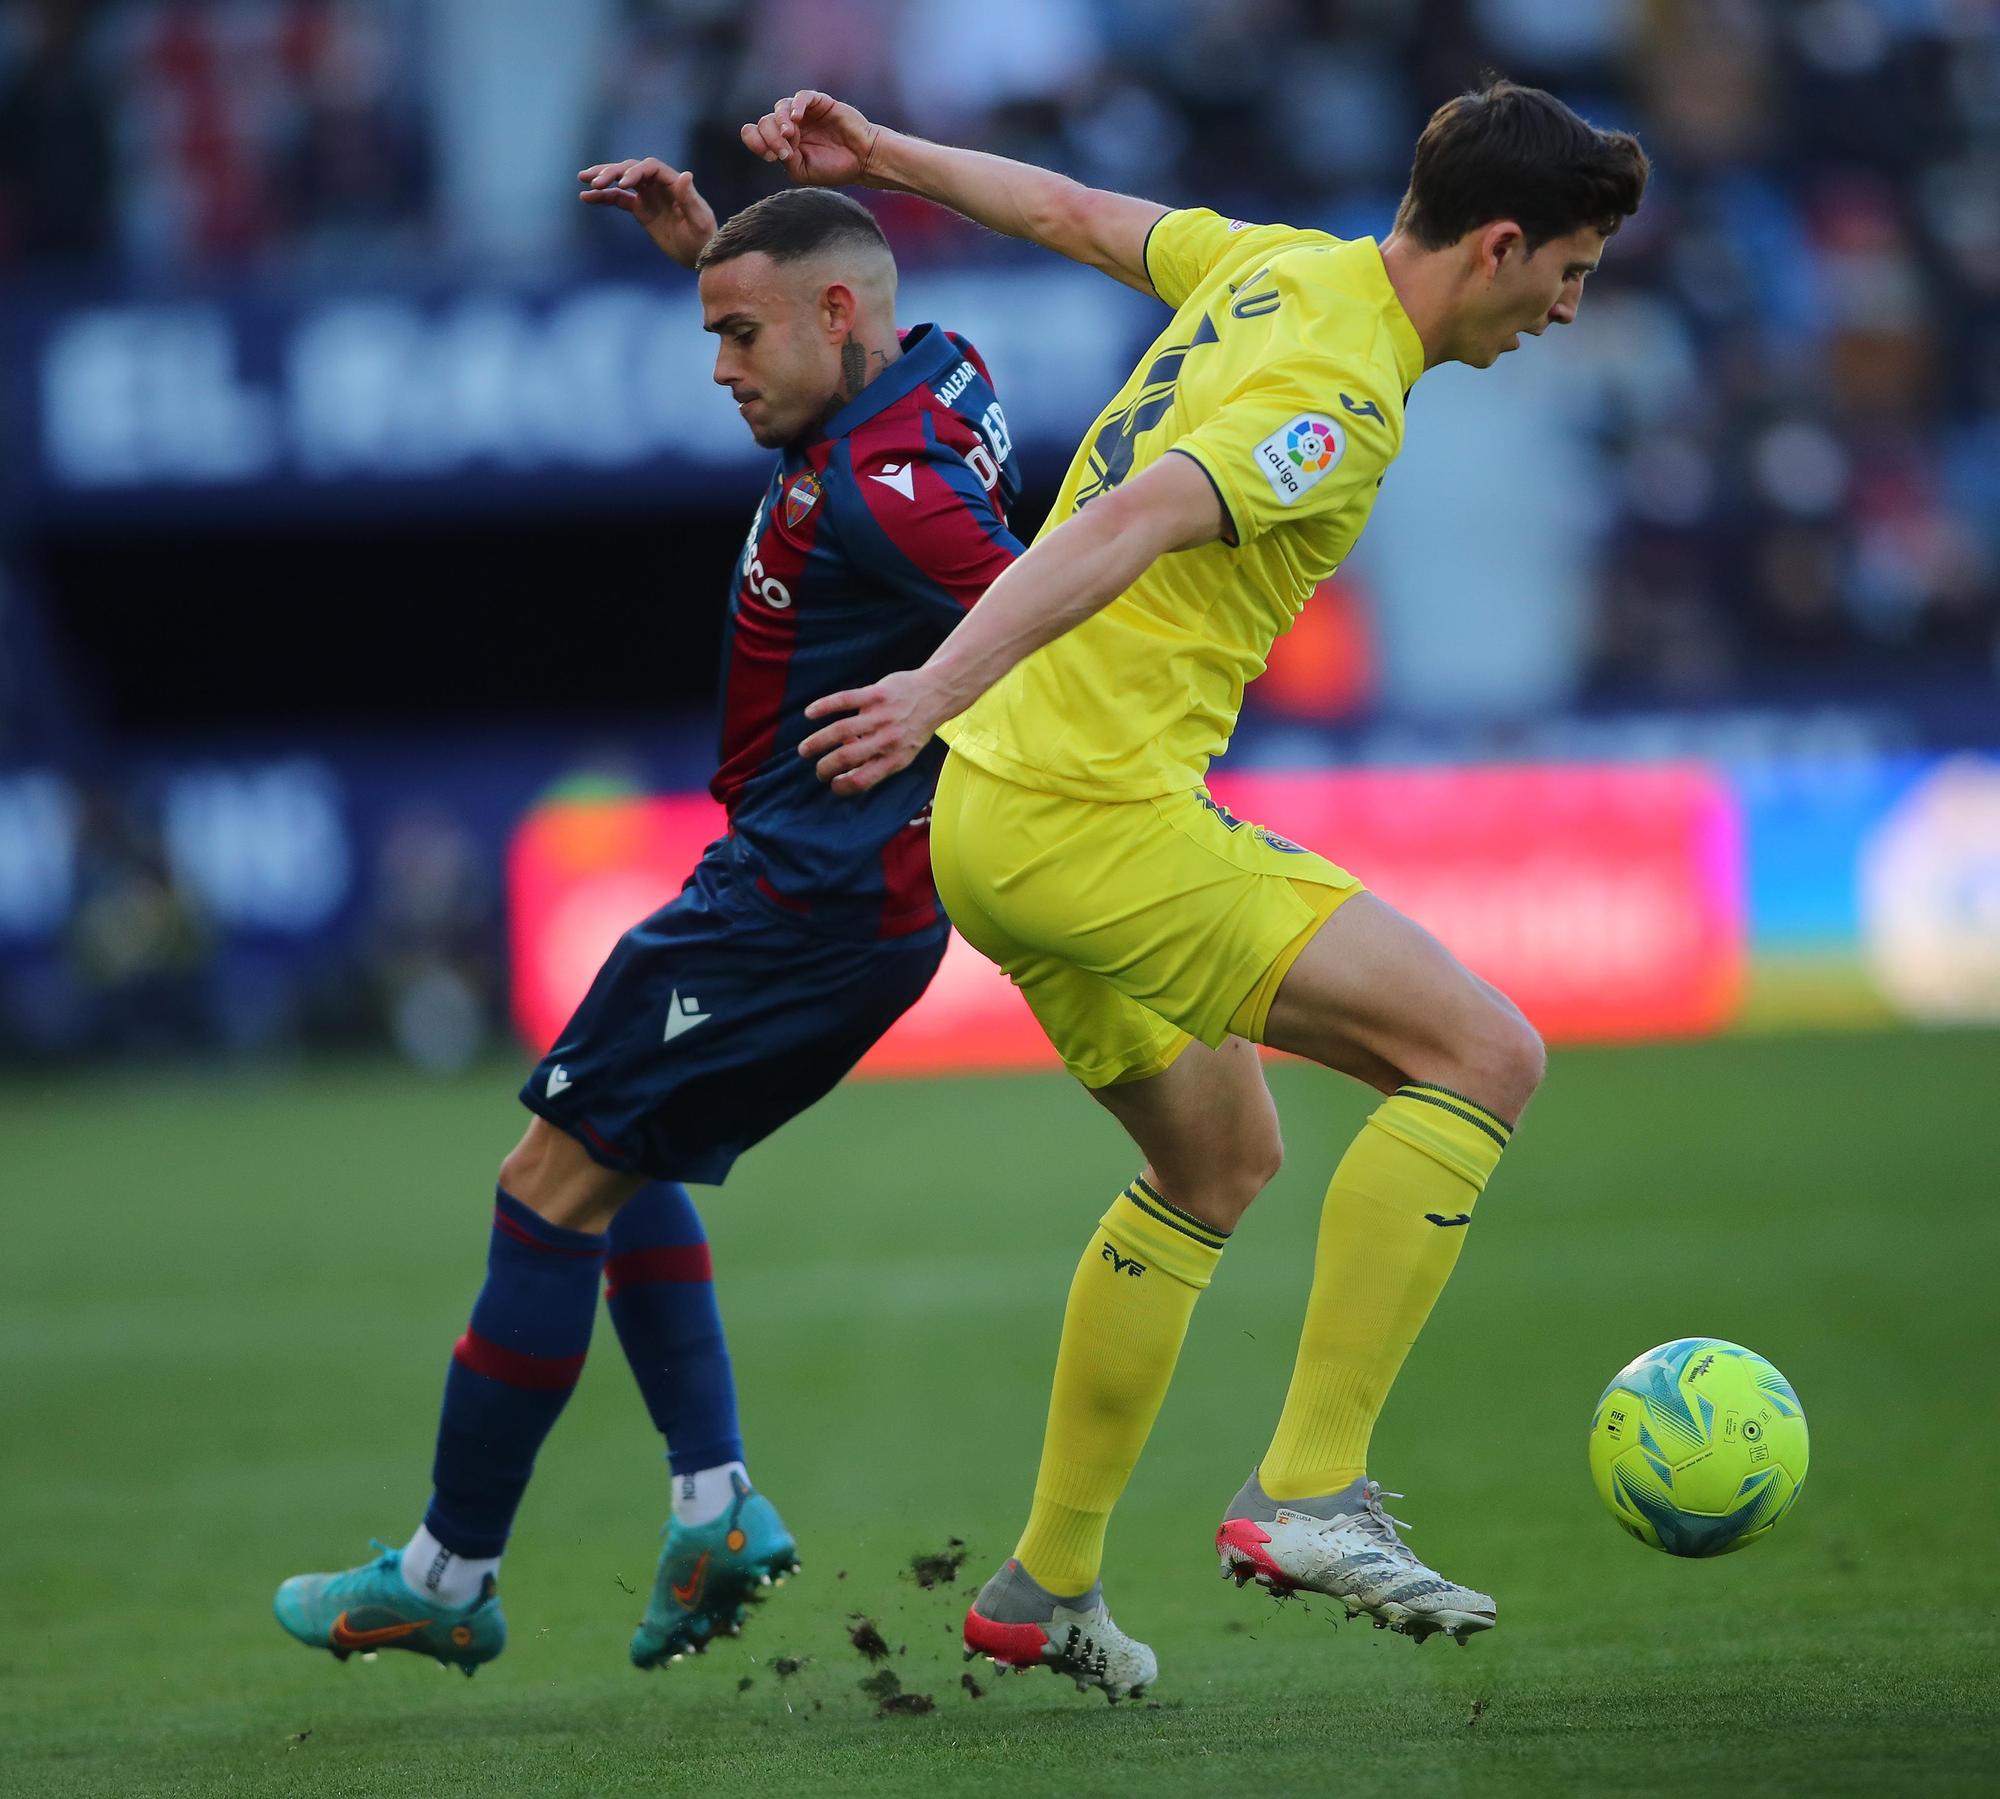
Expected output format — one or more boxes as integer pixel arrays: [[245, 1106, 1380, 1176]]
[[1166, 445, 1240, 548], [1140, 208, 1177, 301]]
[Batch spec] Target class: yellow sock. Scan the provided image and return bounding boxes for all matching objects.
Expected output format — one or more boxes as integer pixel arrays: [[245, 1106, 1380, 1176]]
[[1013, 1177, 1227, 1594], [1259, 1084, 1512, 1501]]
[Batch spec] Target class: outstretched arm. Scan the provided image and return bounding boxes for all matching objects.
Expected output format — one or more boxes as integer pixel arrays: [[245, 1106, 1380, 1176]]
[[798, 453, 1225, 794], [741, 89, 1169, 296]]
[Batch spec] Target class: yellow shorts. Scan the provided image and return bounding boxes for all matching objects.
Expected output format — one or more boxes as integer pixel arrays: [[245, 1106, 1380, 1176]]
[[930, 751, 1363, 1088]]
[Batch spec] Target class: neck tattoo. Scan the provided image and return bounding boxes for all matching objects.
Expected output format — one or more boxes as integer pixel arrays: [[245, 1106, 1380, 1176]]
[[839, 340, 894, 402]]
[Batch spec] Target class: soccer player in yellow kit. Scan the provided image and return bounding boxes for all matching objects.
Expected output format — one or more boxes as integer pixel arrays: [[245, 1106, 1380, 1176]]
[[747, 79, 1648, 1698]]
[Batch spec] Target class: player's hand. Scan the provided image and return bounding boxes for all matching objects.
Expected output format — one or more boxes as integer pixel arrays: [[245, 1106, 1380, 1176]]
[[578, 157, 716, 268], [740, 90, 881, 188], [800, 671, 941, 796]]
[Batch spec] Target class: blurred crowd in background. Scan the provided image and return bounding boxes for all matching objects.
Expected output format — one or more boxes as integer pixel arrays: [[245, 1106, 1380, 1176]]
[[2, 0, 1995, 1067], [3, 0, 1997, 691]]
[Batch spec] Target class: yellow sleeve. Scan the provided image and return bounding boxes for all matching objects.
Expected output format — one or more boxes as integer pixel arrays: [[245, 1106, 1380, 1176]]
[[1170, 355, 1399, 548], [1142, 208, 1317, 311]]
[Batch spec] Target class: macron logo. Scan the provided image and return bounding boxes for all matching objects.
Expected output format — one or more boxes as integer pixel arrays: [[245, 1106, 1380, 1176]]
[[869, 462, 915, 500], [664, 991, 711, 1043], [545, 1065, 572, 1098]]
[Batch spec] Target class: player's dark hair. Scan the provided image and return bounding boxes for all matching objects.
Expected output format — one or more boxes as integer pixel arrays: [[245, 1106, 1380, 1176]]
[[697, 188, 892, 272], [1392, 78, 1649, 254]]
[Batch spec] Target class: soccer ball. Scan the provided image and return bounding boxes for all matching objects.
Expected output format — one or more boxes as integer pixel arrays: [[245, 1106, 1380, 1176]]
[[1588, 1338, 1810, 1557]]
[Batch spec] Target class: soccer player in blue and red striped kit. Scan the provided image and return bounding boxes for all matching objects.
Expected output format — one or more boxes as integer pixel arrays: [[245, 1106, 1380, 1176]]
[[274, 159, 1023, 1675]]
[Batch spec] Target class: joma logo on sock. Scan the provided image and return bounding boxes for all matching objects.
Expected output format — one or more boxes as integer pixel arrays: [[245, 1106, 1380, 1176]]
[[1101, 1245, 1147, 1277]]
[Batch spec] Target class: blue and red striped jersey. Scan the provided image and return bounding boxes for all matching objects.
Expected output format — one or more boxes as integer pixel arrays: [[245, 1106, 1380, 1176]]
[[710, 321, 1024, 939]]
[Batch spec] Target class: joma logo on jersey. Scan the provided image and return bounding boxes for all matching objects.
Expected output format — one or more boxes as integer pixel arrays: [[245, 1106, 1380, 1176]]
[[1101, 1244, 1147, 1277]]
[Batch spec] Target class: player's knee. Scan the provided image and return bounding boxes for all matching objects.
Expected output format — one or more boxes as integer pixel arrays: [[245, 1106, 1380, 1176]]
[[1475, 1002, 1545, 1123], [1182, 1118, 1283, 1230], [496, 1119, 629, 1232], [1517, 1018, 1549, 1097], [1247, 1119, 1285, 1196], [496, 1134, 543, 1203], [1215, 1093, 1284, 1207]]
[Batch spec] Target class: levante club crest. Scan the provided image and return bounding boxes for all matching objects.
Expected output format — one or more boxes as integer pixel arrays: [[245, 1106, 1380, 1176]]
[[784, 470, 822, 529]]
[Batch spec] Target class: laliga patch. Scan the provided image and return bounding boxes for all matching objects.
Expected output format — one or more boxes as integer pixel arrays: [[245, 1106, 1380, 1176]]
[[783, 469, 821, 530], [1253, 414, 1345, 505]]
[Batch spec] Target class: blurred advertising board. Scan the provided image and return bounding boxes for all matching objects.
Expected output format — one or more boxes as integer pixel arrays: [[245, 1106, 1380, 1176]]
[[1, 266, 1148, 527], [506, 763, 1746, 1073], [19, 743, 1994, 1062], [1858, 757, 2000, 1022]]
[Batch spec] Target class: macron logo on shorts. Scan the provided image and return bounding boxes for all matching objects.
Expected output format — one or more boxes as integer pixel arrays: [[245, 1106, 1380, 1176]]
[[546, 1065, 573, 1098], [664, 991, 711, 1043]]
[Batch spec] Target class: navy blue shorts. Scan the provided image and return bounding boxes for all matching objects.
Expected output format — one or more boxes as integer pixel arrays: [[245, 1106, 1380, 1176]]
[[520, 845, 945, 1185]]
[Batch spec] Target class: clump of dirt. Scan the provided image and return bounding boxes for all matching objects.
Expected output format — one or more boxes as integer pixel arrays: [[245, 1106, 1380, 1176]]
[[735, 1677, 754, 1695], [846, 1616, 892, 1662], [909, 1538, 970, 1589], [858, 1668, 936, 1716], [961, 1672, 986, 1700], [771, 1656, 810, 1680]]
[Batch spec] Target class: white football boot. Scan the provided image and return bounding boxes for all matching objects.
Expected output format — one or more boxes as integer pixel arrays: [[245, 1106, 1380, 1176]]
[[1216, 1470, 1497, 1644], [963, 1558, 1158, 1702]]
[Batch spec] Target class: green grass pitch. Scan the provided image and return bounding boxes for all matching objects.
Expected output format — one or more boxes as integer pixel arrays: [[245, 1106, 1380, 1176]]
[[5, 1030, 1998, 1796]]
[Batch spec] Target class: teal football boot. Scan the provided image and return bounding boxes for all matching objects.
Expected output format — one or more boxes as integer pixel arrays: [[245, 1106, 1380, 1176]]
[[274, 1541, 506, 1676], [630, 1475, 799, 1668]]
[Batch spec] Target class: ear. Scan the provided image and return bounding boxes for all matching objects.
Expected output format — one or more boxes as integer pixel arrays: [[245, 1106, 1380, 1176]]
[[1476, 220, 1527, 280], [820, 280, 861, 339]]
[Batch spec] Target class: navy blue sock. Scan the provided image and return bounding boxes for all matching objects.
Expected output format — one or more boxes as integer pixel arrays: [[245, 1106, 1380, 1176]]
[[605, 1182, 746, 1475], [424, 1189, 606, 1558]]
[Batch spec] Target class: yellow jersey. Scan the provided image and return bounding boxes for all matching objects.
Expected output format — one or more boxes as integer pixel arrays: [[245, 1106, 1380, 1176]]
[[941, 208, 1426, 800]]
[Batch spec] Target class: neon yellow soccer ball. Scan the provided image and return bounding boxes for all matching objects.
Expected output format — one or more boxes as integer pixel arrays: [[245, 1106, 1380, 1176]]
[[1588, 1338, 1810, 1557]]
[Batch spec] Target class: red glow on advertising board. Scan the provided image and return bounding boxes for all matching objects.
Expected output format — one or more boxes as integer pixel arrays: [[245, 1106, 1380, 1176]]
[[508, 764, 1744, 1073]]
